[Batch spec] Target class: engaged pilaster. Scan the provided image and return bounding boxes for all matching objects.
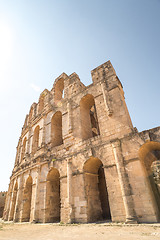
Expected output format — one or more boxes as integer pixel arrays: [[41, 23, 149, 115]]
[[67, 158, 73, 223], [111, 139, 137, 223], [13, 176, 23, 222], [41, 117, 46, 146], [101, 81, 112, 116], [67, 102, 73, 134], [32, 166, 40, 223]]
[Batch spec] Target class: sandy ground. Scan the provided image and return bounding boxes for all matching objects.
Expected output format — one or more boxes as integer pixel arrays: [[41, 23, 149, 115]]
[[0, 221, 160, 240]]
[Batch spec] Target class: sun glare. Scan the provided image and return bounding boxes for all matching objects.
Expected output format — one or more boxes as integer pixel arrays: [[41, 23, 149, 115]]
[[0, 22, 13, 62], [0, 21, 13, 86]]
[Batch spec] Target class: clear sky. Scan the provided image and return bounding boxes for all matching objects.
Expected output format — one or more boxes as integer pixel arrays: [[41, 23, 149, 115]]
[[0, 0, 160, 191]]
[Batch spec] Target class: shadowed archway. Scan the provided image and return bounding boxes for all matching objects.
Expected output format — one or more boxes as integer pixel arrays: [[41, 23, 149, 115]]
[[83, 157, 111, 222], [32, 126, 40, 154], [80, 94, 100, 140], [51, 112, 63, 147], [139, 141, 160, 220], [21, 176, 33, 222], [45, 168, 60, 223]]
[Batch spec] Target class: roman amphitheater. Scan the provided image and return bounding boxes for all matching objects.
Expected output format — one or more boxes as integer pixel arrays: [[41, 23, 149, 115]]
[[3, 60, 160, 224]]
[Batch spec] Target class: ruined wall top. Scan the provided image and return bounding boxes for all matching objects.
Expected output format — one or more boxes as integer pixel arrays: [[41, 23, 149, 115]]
[[20, 60, 121, 136]]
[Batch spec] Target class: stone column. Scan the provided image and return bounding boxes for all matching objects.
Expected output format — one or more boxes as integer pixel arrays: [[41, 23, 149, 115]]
[[101, 81, 112, 116], [19, 179, 25, 222], [15, 145, 19, 166], [26, 127, 32, 155], [67, 102, 73, 134], [13, 175, 23, 222], [32, 167, 40, 223], [42, 116, 46, 146], [111, 139, 137, 223], [30, 182, 36, 222], [67, 158, 73, 223], [43, 181, 47, 223], [13, 187, 20, 221]]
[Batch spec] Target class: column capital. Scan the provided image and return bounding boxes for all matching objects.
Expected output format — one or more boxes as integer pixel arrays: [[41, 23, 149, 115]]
[[67, 157, 72, 163], [111, 139, 121, 148], [36, 166, 41, 173]]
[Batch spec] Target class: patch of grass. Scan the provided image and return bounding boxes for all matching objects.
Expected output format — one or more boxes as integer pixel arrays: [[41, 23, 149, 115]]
[[141, 232, 150, 236], [59, 221, 64, 225]]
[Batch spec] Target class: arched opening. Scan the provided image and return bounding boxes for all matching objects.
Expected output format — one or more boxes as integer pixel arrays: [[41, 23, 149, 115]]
[[9, 181, 18, 221], [83, 157, 111, 222], [80, 94, 100, 140], [151, 160, 160, 194], [139, 141, 160, 220], [32, 125, 40, 154], [54, 78, 64, 104], [45, 168, 60, 223], [51, 111, 63, 147], [21, 176, 32, 222], [21, 137, 27, 162]]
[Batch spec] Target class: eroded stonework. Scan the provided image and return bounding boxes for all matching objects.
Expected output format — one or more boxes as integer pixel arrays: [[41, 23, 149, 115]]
[[0, 192, 7, 217], [3, 61, 160, 223]]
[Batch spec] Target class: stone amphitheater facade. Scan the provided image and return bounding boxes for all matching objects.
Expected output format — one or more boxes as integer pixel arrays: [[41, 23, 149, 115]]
[[3, 61, 160, 223]]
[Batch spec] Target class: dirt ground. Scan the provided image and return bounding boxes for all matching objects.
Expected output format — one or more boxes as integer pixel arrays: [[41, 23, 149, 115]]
[[0, 221, 160, 240]]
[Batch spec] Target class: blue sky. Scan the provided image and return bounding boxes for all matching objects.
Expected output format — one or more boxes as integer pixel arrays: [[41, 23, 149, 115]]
[[0, 0, 160, 191]]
